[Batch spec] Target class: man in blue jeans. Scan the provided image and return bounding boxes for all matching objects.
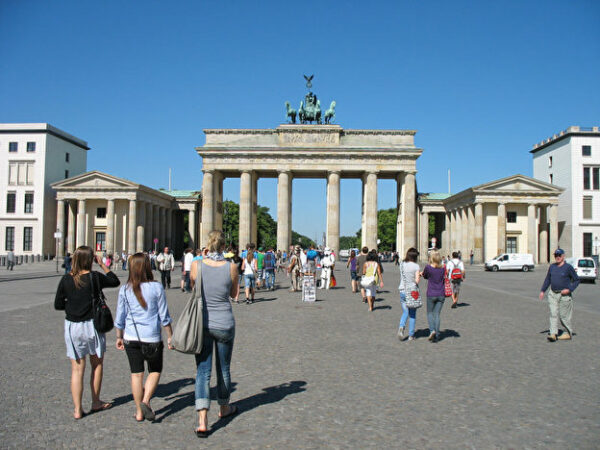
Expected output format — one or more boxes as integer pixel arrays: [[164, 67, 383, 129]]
[[539, 248, 579, 342]]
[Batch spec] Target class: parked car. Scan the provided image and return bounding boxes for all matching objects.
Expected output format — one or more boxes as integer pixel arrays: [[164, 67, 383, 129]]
[[484, 253, 535, 272], [566, 257, 597, 283]]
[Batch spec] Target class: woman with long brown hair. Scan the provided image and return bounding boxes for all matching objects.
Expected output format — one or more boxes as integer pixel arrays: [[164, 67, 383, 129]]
[[55, 246, 120, 419], [241, 247, 257, 304], [114, 253, 174, 422]]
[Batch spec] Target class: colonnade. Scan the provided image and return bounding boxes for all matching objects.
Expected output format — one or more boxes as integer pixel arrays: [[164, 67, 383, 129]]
[[428, 202, 559, 264], [55, 198, 180, 257], [200, 169, 418, 255]]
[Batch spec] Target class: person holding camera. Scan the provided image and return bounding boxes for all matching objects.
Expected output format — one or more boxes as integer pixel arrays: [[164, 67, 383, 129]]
[[54, 246, 120, 419], [114, 253, 174, 422]]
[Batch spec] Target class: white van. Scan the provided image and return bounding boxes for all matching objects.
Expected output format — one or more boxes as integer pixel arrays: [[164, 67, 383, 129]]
[[485, 253, 535, 272], [566, 257, 597, 283]]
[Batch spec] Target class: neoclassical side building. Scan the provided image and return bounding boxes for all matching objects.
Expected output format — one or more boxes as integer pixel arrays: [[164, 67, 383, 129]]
[[52, 171, 200, 257], [417, 175, 563, 263]]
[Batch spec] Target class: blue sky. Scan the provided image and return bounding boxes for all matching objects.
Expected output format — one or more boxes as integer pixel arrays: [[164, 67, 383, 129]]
[[2, 0, 599, 241]]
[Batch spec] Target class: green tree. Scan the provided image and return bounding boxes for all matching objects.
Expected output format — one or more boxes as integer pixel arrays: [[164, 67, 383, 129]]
[[377, 208, 397, 250], [222, 200, 239, 246], [257, 206, 277, 249], [339, 235, 359, 249]]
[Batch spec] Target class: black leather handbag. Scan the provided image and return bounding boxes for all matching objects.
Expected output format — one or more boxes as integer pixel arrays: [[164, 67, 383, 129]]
[[90, 272, 114, 333]]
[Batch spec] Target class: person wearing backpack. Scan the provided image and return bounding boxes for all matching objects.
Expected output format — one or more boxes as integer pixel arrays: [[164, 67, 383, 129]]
[[362, 249, 384, 312], [263, 248, 276, 291], [446, 251, 465, 308]]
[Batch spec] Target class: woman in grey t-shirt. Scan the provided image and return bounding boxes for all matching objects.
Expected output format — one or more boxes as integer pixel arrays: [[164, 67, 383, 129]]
[[190, 231, 239, 437], [398, 248, 421, 341]]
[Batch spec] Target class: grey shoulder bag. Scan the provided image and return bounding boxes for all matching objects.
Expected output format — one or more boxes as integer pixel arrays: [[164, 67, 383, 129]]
[[171, 261, 204, 354]]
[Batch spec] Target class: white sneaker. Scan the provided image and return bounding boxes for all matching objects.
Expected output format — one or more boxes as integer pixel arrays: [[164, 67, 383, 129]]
[[397, 327, 405, 340], [408, 336, 415, 341]]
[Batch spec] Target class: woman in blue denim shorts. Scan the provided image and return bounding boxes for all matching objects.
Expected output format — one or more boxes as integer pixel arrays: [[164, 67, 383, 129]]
[[241, 250, 257, 304]]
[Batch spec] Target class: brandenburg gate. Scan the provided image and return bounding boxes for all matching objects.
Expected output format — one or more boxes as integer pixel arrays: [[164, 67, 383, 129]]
[[197, 124, 422, 255]]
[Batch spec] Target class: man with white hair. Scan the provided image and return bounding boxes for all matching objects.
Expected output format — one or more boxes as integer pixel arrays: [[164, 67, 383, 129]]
[[319, 247, 336, 289]]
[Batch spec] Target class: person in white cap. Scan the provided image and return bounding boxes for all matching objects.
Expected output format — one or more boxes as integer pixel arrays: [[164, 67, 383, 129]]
[[319, 247, 336, 289]]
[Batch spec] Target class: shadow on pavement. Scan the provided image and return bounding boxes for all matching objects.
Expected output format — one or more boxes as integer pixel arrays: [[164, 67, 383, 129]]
[[456, 302, 470, 307], [414, 328, 461, 340], [253, 297, 277, 303], [207, 380, 308, 435], [373, 305, 392, 311]]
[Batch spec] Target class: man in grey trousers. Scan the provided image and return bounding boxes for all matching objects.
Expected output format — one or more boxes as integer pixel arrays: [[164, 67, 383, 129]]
[[539, 248, 580, 342]]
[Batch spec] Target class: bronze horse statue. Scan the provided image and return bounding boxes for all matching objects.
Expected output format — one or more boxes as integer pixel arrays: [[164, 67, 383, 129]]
[[324, 101, 336, 124], [285, 101, 297, 124]]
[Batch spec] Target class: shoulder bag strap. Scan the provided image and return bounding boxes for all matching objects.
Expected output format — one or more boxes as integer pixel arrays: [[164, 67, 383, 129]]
[[89, 272, 97, 307], [123, 288, 143, 342], [196, 259, 203, 309]]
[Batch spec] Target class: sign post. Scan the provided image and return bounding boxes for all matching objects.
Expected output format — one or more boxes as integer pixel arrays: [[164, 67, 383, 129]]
[[153, 238, 159, 252]]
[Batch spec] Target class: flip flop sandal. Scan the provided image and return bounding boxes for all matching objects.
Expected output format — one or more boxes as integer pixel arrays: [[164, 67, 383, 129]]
[[218, 405, 239, 419], [91, 402, 113, 412], [140, 402, 155, 421]]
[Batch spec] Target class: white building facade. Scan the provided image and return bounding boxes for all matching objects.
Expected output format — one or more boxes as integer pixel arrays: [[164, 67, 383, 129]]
[[532, 126, 600, 257], [0, 123, 88, 256]]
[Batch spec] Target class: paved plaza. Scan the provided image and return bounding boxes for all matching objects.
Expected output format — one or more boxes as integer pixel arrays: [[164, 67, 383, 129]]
[[0, 262, 599, 448]]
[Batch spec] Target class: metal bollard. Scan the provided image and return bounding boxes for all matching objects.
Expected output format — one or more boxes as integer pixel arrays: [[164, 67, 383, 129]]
[[0, 256, 5, 266]]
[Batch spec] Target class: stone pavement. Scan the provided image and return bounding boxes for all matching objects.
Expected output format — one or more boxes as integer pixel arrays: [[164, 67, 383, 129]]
[[0, 263, 598, 448]]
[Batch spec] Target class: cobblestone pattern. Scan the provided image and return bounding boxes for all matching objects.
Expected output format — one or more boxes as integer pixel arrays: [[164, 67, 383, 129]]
[[0, 264, 598, 448]]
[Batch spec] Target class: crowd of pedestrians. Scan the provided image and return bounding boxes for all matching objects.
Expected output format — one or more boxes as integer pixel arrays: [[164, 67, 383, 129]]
[[53, 230, 580, 437]]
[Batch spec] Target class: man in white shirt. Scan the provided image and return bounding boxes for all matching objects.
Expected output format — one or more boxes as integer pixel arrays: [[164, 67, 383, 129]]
[[157, 246, 175, 289], [446, 251, 465, 308], [183, 248, 194, 292]]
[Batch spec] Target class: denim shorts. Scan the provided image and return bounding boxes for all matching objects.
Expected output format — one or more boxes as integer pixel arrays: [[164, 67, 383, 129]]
[[350, 270, 359, 281], [244, 274, 256, 289]]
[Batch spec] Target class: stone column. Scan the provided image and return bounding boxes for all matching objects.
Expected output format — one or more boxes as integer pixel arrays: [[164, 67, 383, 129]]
[[277, 171, 290, 252], [326, 171, 340, 254], [539, 205, 548, 263], [441, 211, 450, 256], [467, 206, 475, 256], [403, 171, 416, 251], [213, 172, 224, 232], [288, 174, 293, 249], [419, 209, 429, 261], [166, 208, 172, 248], [364, 171, 378, 249], [67, 200, 76, 254], [136, 201, 145, 253], [188, 209, 196, 249], [549, 204, 558, 253], [474, 203, 484, 263], [497, 202, 506, 255], [449, 210, 456, 251], [528, 203, 537, 263], [56, 199, 65, 257], [76, 200, 86, 248], [239, 171, 252, 251], [461, 207, 469, 254], [159, 207, 166, 248], [201, 170, 214, 247], [361, 174, 367, 248], [106, 199, 115, 255], [155, 205, 161, 250], [395, 173, 403, 254], [128, 199, 137, 254], [251, 172, 258, 245]]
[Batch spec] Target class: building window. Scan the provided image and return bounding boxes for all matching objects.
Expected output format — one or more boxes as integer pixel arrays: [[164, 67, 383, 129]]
[[95, 232, 106, 252], [8, 142, 18, 152], [582, 145, 591, 157], [584, 167, 600, 190], [65, 170, 69, 179], [506, 237, 518, 253], [65, 152, 70, 162], [8, 162, 34, 185], [96, 207, 107, 218], [506, 211, 517, 223], [5, 227, 15, 251], [23, 227, 33, 251], [6, 192, 16, 213], [583, 197, 593, 219], [548, 156, 553, 168], [549, 174, 553, 184], [26, 142, 36, 152], [24, 193, 34, 213], [583, 233, 592, 257]]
